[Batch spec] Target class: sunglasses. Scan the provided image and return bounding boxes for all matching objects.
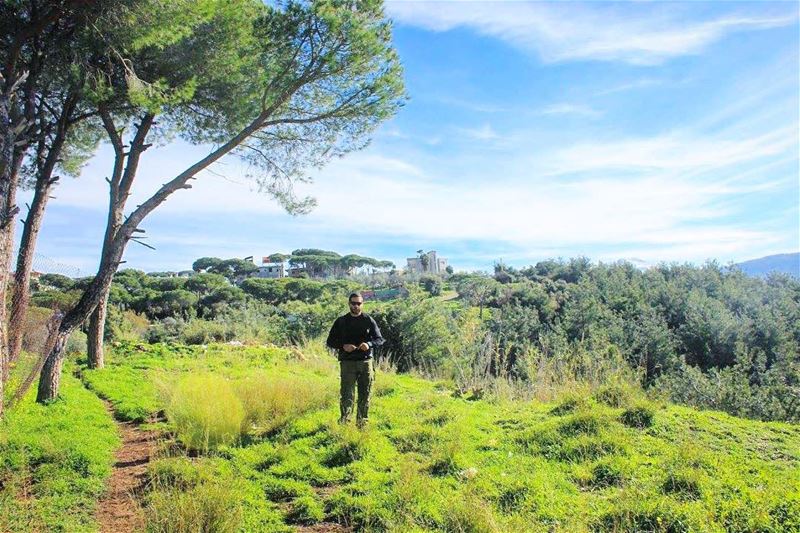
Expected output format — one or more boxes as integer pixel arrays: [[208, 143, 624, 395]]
[[349, 301, 363, 306]]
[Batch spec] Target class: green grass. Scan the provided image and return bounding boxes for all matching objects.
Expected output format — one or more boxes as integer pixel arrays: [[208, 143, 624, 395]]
[[0, 366, 119, 533], [51, 342, 800, 531]]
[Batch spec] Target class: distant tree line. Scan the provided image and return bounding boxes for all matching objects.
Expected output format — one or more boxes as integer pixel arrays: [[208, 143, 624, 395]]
[[267, 249, 395, 277], [448, 259, 800, 421]]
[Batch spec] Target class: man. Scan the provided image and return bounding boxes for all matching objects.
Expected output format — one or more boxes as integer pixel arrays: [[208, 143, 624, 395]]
[[326, 292, 384, 427]]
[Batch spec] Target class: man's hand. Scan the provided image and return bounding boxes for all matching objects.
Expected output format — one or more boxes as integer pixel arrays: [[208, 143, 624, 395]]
[[358, 342, 370, 352], [343, 344, 357, 353]]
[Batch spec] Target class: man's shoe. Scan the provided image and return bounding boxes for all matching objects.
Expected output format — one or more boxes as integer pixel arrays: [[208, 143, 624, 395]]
[[356, 419, 368, 429]]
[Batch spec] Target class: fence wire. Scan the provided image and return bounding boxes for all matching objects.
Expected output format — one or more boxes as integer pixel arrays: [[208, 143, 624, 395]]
[[3, 251, 81, 409]]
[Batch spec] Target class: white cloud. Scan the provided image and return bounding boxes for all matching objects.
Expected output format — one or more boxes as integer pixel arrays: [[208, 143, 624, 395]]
[[543, 128, 796, 175], [387, 2, 797, 65], [539, 103, 602, 118], [38, 121, 795, 268], [459, 123, 500, 140], [595, 78, 664, 95]]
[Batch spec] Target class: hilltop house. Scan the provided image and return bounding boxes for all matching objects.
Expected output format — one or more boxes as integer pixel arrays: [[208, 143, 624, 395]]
[[256, 257, 287, 278], [407, 250, 448, 274]]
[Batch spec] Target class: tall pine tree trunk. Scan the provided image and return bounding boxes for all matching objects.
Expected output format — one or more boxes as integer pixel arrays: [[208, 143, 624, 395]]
[[35, 330, 69, 403], [8, 176, 58, 364], [86, 294, 107, 369], [8, 94, 73, 365], [36, 249, 121, 402]]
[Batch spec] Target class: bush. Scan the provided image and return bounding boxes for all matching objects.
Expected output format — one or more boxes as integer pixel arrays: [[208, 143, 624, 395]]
[[235, 373, 335, 435], [181, 319, 233, 345], [419, 275, 442, 296], [166, 374, 245, 452], [65, 330, 87, 355], [105, 308, 150, 342], [620, 403, 655, 429], [146, 482, 242, 533], [285, 495, 325, 524], [594, 384, 633, 408]]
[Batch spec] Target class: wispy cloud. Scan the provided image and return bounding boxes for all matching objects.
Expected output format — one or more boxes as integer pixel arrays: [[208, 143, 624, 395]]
[[595, 78, 664, 95], [458, 123, 501, 141], [539, 103, 602, 118], [387, 2, 797, 65], [544, 128, 796, 175]]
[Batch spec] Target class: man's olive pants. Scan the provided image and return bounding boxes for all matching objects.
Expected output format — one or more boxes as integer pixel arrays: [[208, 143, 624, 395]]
[[339, 359, 374, 424]]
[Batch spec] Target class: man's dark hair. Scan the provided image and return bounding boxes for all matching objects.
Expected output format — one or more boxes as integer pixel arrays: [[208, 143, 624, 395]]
[[349, 292, 362, 301]]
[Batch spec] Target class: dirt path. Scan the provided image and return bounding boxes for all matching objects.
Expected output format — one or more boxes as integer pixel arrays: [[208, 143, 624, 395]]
[[95, 405, 159, 533]]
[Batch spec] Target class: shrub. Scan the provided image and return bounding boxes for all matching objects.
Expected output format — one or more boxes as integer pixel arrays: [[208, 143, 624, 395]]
[[285, 495, 325, 524], [620, 403, 655, 429], [419, 275, 442, 297], [589, 458, 626, 488], [234, 373, 335, 435], [558, 412, 605, 437], [550, 392, 590, 416], [146, 482, 242, 533], [181, 319, 233, 345], [166, 374, 245, 452], [65, 330, 87, 355], [594, 383, 633, 408]]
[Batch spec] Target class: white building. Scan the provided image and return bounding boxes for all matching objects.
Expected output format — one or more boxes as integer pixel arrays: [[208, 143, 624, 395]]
[[406, 250, 448, 274], [255, 260, 286, 278]]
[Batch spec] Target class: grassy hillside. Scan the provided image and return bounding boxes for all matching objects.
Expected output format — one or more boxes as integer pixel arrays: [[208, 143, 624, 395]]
[[70, 342, 800, 532], [0, 366, 120, 532]]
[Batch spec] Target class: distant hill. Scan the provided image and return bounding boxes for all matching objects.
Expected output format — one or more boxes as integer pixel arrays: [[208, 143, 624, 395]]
[[735, 252, 800, 278]]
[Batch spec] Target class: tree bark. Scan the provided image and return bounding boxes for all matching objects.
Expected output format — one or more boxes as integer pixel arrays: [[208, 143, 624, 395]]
[[8, 93, 75, 365], [35, 330, 69, 403], [7, 175, 60, 364], [86, 293, 107, 369], [37, 243, 122, 402]]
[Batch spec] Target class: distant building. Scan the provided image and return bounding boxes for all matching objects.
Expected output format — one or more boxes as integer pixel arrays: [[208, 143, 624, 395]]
[[256, 259, 286, 279], [406, 250, 448, 274]]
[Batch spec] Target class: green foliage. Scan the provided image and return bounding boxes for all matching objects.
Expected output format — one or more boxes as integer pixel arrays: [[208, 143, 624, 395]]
[[235, 372, 336, 434], [82, 365, 161, 422], [166, 374, 245, 451], [30, 255, 800, 423], [419, 275, 442, 296], [145, 477, 243, 533], [0, 371, 119, 533], [33, 343, 799, 532], [620, 403, 656, 429], [286, 495, 325, 524]]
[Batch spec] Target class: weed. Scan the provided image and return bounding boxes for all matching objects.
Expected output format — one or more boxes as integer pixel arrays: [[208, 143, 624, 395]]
[[166, 374, 245, 452], [621, 403, 655, 429], [594, 383, 634, 408], [661, 469, 703, 500], [589, 458, 626, 488], [558, 411, 605, 437], [550, 392, 590, 416], [145, 482, 242, 533], [285, 494, 325, 524]]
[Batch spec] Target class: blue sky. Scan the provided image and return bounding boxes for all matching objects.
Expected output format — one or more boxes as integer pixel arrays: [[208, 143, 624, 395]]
[[18, 1, 800, 275]]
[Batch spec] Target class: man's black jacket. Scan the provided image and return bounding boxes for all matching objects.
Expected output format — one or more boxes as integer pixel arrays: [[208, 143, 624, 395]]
[[326, 313, 385, 361]]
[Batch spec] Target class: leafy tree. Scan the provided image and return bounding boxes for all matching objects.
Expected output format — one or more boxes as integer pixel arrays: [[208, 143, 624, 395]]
[[185, 272, 229, 295], [198, 285, 246, 318], [38, 274, 76, 291], [240, 277, 286, 304], [419, 275, 442, 297], [37, 0, 405, 401], [0, 0, 112, 415], [193, 257, 224, 273]]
